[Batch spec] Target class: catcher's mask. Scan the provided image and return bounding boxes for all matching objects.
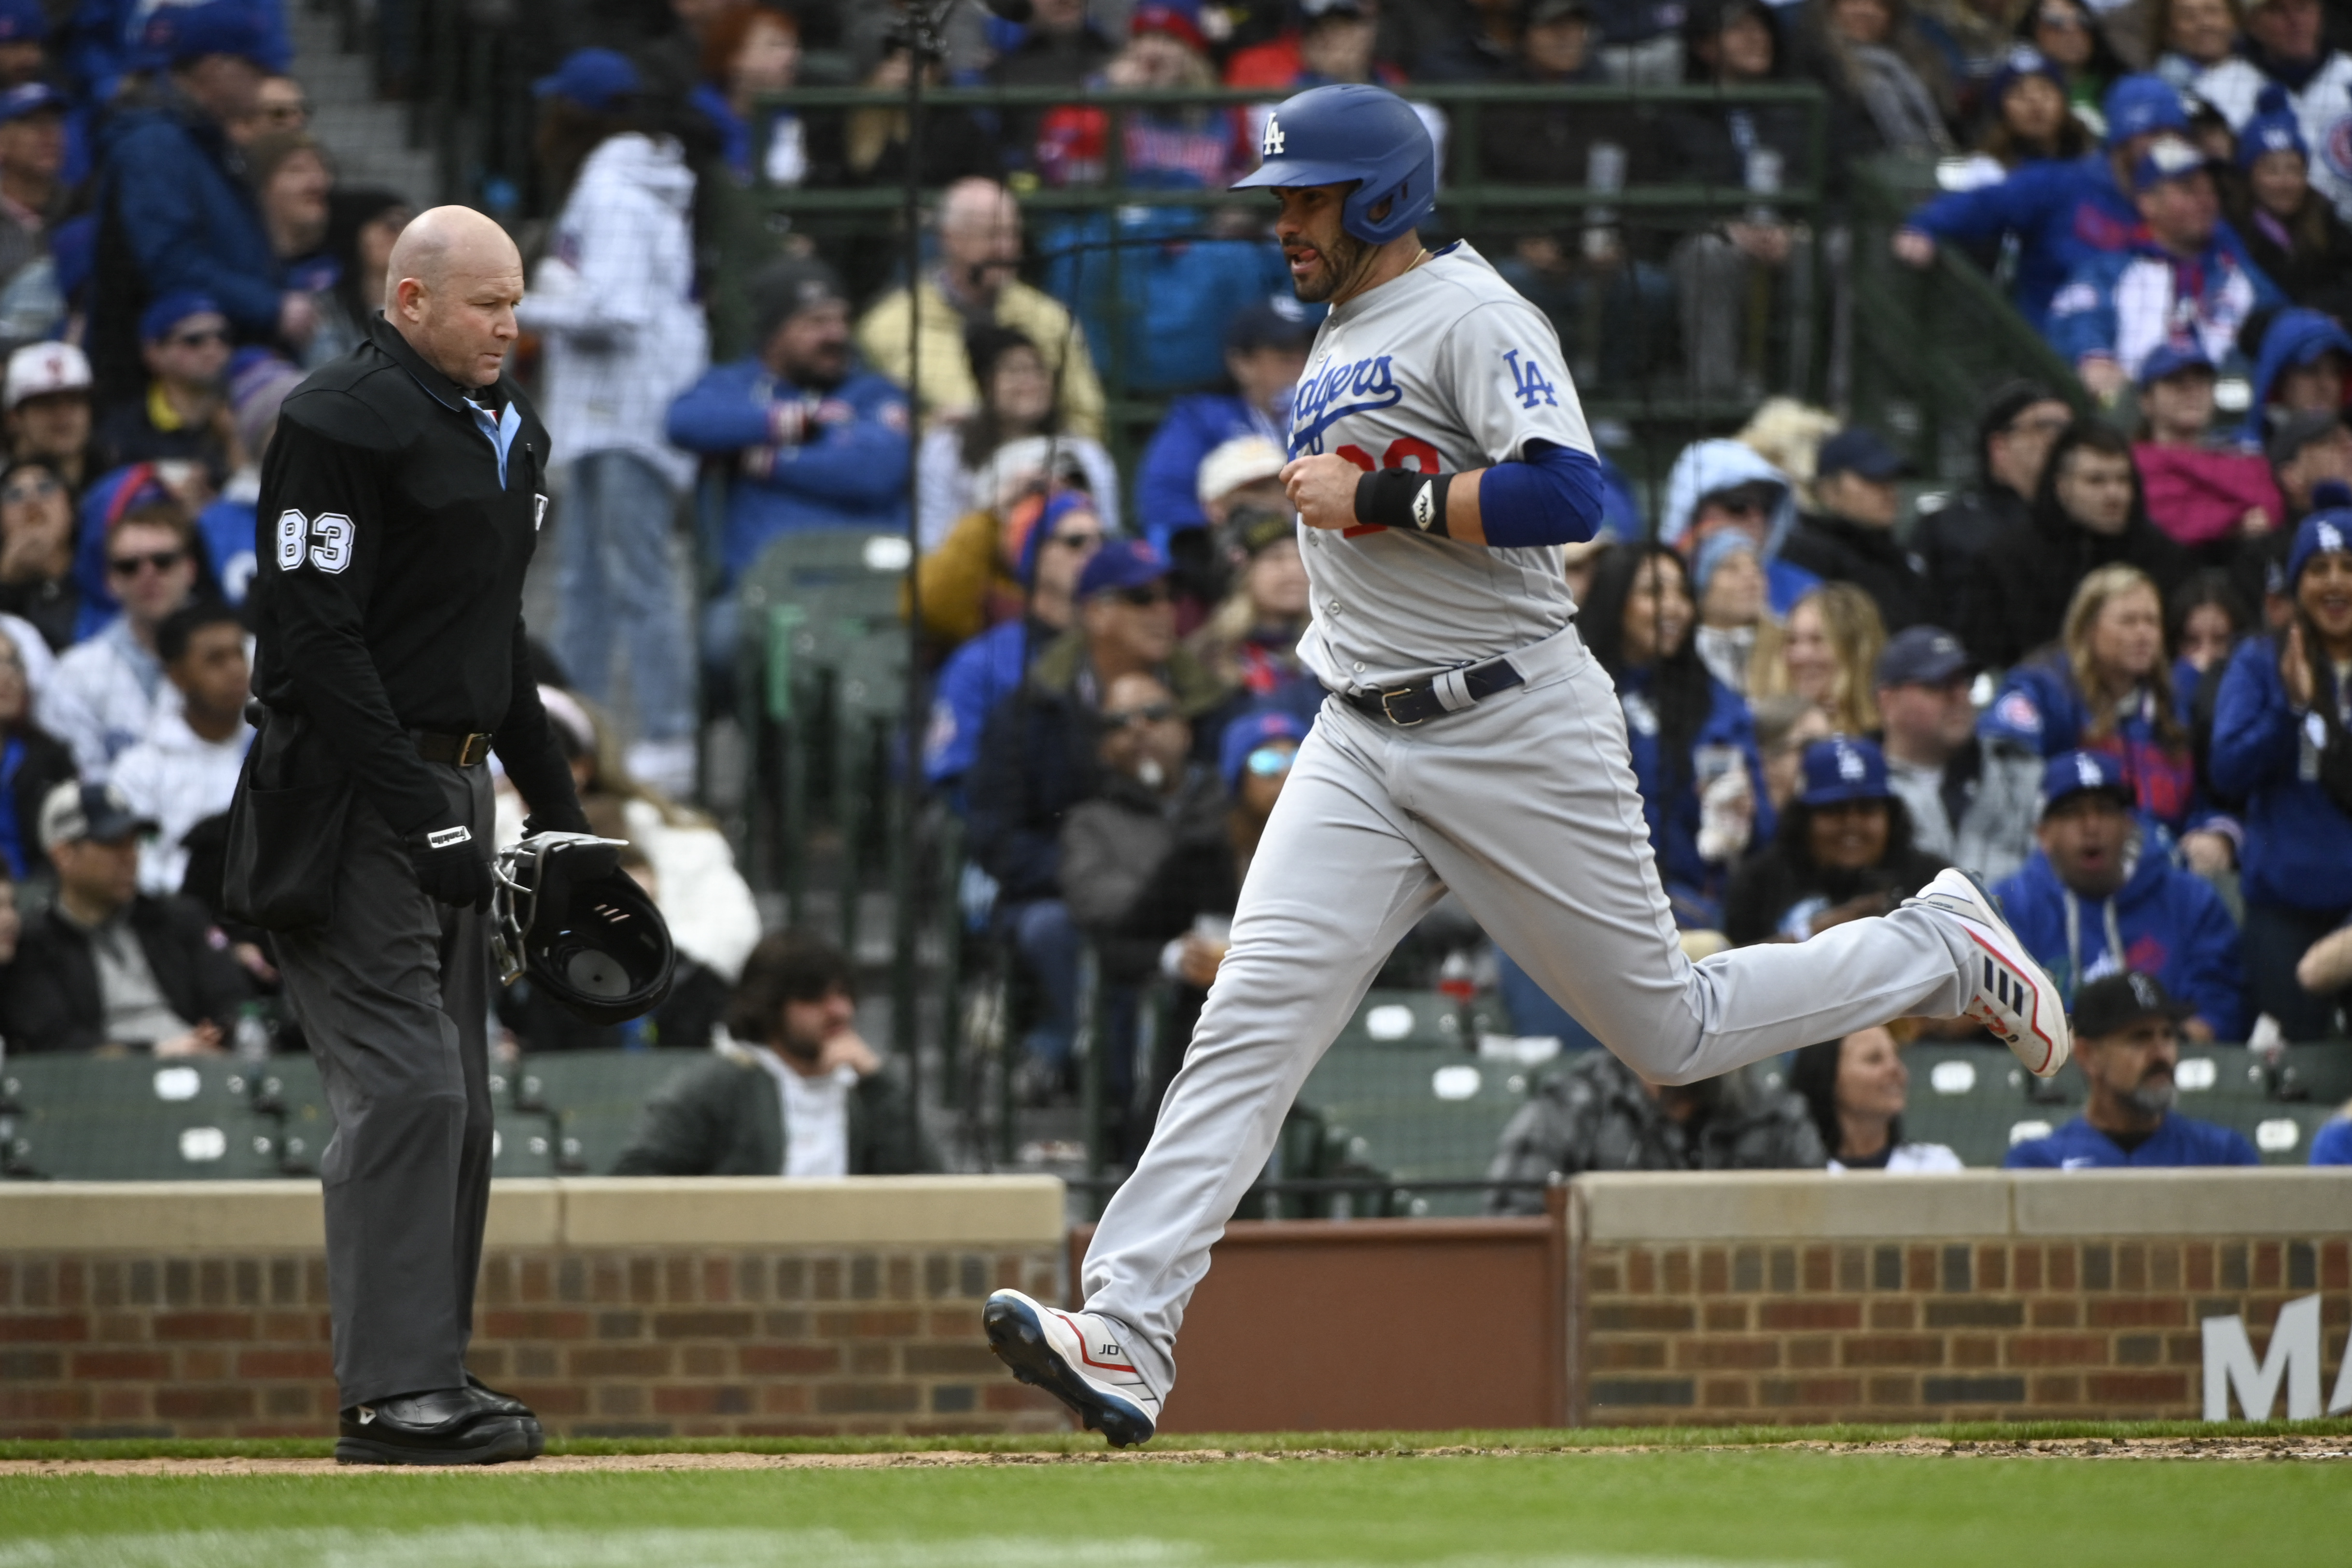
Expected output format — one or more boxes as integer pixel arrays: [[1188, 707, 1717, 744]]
[[490, 832, 676, 1025]]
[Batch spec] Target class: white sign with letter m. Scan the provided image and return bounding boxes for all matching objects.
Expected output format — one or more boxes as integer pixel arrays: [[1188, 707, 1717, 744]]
[[2201, 1295, 2352, 1421]]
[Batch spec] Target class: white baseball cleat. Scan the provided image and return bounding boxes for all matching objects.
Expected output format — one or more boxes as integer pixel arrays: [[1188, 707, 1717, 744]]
[[1906, 866, 2071, 1078], [982, 1289, 1161, 1447]]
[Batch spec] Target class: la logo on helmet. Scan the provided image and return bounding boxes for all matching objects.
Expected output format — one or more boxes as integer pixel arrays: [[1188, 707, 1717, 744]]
[[1262, 114, 1284, 156]]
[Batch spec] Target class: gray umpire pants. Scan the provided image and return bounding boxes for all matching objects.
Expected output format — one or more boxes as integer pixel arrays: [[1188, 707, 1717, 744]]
[[276, 760, 495, 1409], [1080, 626, 1979, 1397]]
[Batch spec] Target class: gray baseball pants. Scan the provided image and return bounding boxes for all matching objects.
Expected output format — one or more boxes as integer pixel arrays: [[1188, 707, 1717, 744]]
[[276, 760, 496, 1409], [1080, 626, 1977, 1397]]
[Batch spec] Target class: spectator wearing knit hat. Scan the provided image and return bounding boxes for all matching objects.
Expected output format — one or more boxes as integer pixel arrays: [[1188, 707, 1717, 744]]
[[94, 293, 235, 480], [668, 254, 911, 679], [2221, 89, 2352, 320], [2210, 495, 2352, 1037]]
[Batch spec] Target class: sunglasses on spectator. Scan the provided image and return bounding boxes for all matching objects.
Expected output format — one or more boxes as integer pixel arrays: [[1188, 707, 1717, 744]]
[[168, 328, 229, 350], [1113, 583, 1172, 608], [2, 473, 61, 505], [109, 548, 186, 577], [1103, 702, 1176, 728], [1245, 746, 1294, 778]]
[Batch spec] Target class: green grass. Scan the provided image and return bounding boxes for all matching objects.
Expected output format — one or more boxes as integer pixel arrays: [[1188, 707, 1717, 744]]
[[5, 1416, 2352, 1463], [2, 1448, 2349, 1568]]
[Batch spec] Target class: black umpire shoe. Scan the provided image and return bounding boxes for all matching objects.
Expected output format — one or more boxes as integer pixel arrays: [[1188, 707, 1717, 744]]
[[465, 1370, 546, 1457], [336, 1387, 536, 1466]]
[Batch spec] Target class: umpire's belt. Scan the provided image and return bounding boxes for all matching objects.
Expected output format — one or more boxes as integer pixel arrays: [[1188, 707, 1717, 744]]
[[414, 729, 495, 767], [1341, 658, 1525, 728]]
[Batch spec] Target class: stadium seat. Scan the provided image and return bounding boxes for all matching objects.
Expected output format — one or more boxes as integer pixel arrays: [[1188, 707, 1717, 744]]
[[2, 1057, 285, 1180], [513, 1052, 684, 1176], [731, 528, 912, 919], [1297, 1021, 1535, 1217]]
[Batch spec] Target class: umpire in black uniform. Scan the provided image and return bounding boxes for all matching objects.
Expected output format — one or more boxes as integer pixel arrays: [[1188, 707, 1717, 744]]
[[239, 206, 589, 1466]]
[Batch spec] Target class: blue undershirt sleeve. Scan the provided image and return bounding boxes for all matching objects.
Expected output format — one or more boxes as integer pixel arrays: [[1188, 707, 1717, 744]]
[[1475, 438, 1608, 549]]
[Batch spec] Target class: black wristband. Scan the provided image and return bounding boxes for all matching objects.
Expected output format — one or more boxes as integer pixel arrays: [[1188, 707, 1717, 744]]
[[1355, 467, 1449, 537]]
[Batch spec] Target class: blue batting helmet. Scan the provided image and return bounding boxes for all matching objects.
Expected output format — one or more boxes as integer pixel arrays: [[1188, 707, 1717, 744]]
[[1230, 84, 1436, 246]]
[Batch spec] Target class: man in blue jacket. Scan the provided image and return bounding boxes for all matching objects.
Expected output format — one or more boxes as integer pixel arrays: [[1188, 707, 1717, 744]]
[[1992, 750, 2247, 1041], [2046, 137, 2282, 401], [1131, 303, 1311, 554], [665, 256, 910, 678], [90, 3, 296, 399], [2005, 971, 2260, 1168], [1894, 74, 2190, 336]]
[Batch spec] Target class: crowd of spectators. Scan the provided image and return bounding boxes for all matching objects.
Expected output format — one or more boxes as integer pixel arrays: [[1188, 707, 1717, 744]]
[[1, 0, 2349, 1190]]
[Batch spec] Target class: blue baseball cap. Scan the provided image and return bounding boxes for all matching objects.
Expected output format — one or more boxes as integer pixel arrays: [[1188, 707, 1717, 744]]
[[141, 0, 285, 71], [1219, 708, 1307, 792], [2130, 135, 2207, 194], [533, 48, 642, 114], [1017, 490, 1101, 586], [139, 290, 223, 344], [1796, 735, 1890, 809], [1078, 537, 1169, 601], [2037, 749, 2132, 817], [2137, 340, 2213, 387], [1816, 425, 1905, 481], [1874, 624, 1975, 688], [2103, 75, 2189, 147], [2286, 498, 2352, 591], [0, 83, 64, 124], [0, 0, 47, 45]]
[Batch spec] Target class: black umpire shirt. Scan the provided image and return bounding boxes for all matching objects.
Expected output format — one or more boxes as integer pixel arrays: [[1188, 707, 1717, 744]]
[[248, 313, 580, 838]]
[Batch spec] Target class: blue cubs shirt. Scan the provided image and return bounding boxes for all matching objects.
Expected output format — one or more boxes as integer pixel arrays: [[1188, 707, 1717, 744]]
[[2003, 1114, 2261, 1169]]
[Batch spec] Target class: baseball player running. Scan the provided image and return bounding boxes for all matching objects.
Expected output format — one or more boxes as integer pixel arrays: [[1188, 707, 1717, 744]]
[[982, 84, 2069, 1446]]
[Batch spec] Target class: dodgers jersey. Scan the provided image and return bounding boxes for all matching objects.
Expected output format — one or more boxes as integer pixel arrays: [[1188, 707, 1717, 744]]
[[1286, 240, 1596, 690]]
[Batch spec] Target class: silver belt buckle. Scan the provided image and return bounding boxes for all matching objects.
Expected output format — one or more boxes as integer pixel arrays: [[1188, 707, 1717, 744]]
[[1378, 686, 1426, 727]]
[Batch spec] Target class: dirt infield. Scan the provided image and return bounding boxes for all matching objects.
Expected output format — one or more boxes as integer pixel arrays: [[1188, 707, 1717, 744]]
[[4, 1434, 2347, 1476]]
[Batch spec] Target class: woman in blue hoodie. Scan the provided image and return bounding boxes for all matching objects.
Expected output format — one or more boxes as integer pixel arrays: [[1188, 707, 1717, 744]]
[[2210, 504, 2352, 1037], [1582, 543, 1773, 930], [1979, 561, 2236, 870]]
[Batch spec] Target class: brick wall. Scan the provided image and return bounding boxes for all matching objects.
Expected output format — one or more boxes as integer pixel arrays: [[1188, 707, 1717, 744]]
[[0, 1178, 1071, 1440], [1568, 1169, 2352, 1426], [1576, 1234, 2352, 1423]]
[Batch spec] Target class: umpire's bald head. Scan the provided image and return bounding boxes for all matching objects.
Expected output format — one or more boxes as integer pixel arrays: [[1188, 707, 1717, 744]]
[[386, 205, 524, 389]]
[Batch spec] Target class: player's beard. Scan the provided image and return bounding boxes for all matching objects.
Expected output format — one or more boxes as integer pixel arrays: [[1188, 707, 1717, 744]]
[[1288, 227, 1372, 305]]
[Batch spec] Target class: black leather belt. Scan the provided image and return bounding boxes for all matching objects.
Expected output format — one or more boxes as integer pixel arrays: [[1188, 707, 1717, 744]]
[[1340, 658, 1525, 727], [415, 730, 494, 767]]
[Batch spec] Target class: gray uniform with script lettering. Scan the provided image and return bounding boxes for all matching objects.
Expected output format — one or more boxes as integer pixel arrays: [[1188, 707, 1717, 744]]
[[1073, 237, 1989, 1405], [1284, 241, 1596, 688]]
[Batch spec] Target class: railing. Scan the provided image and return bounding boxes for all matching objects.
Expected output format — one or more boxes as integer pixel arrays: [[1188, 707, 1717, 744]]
[[1846, 154, 2089, 478]]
